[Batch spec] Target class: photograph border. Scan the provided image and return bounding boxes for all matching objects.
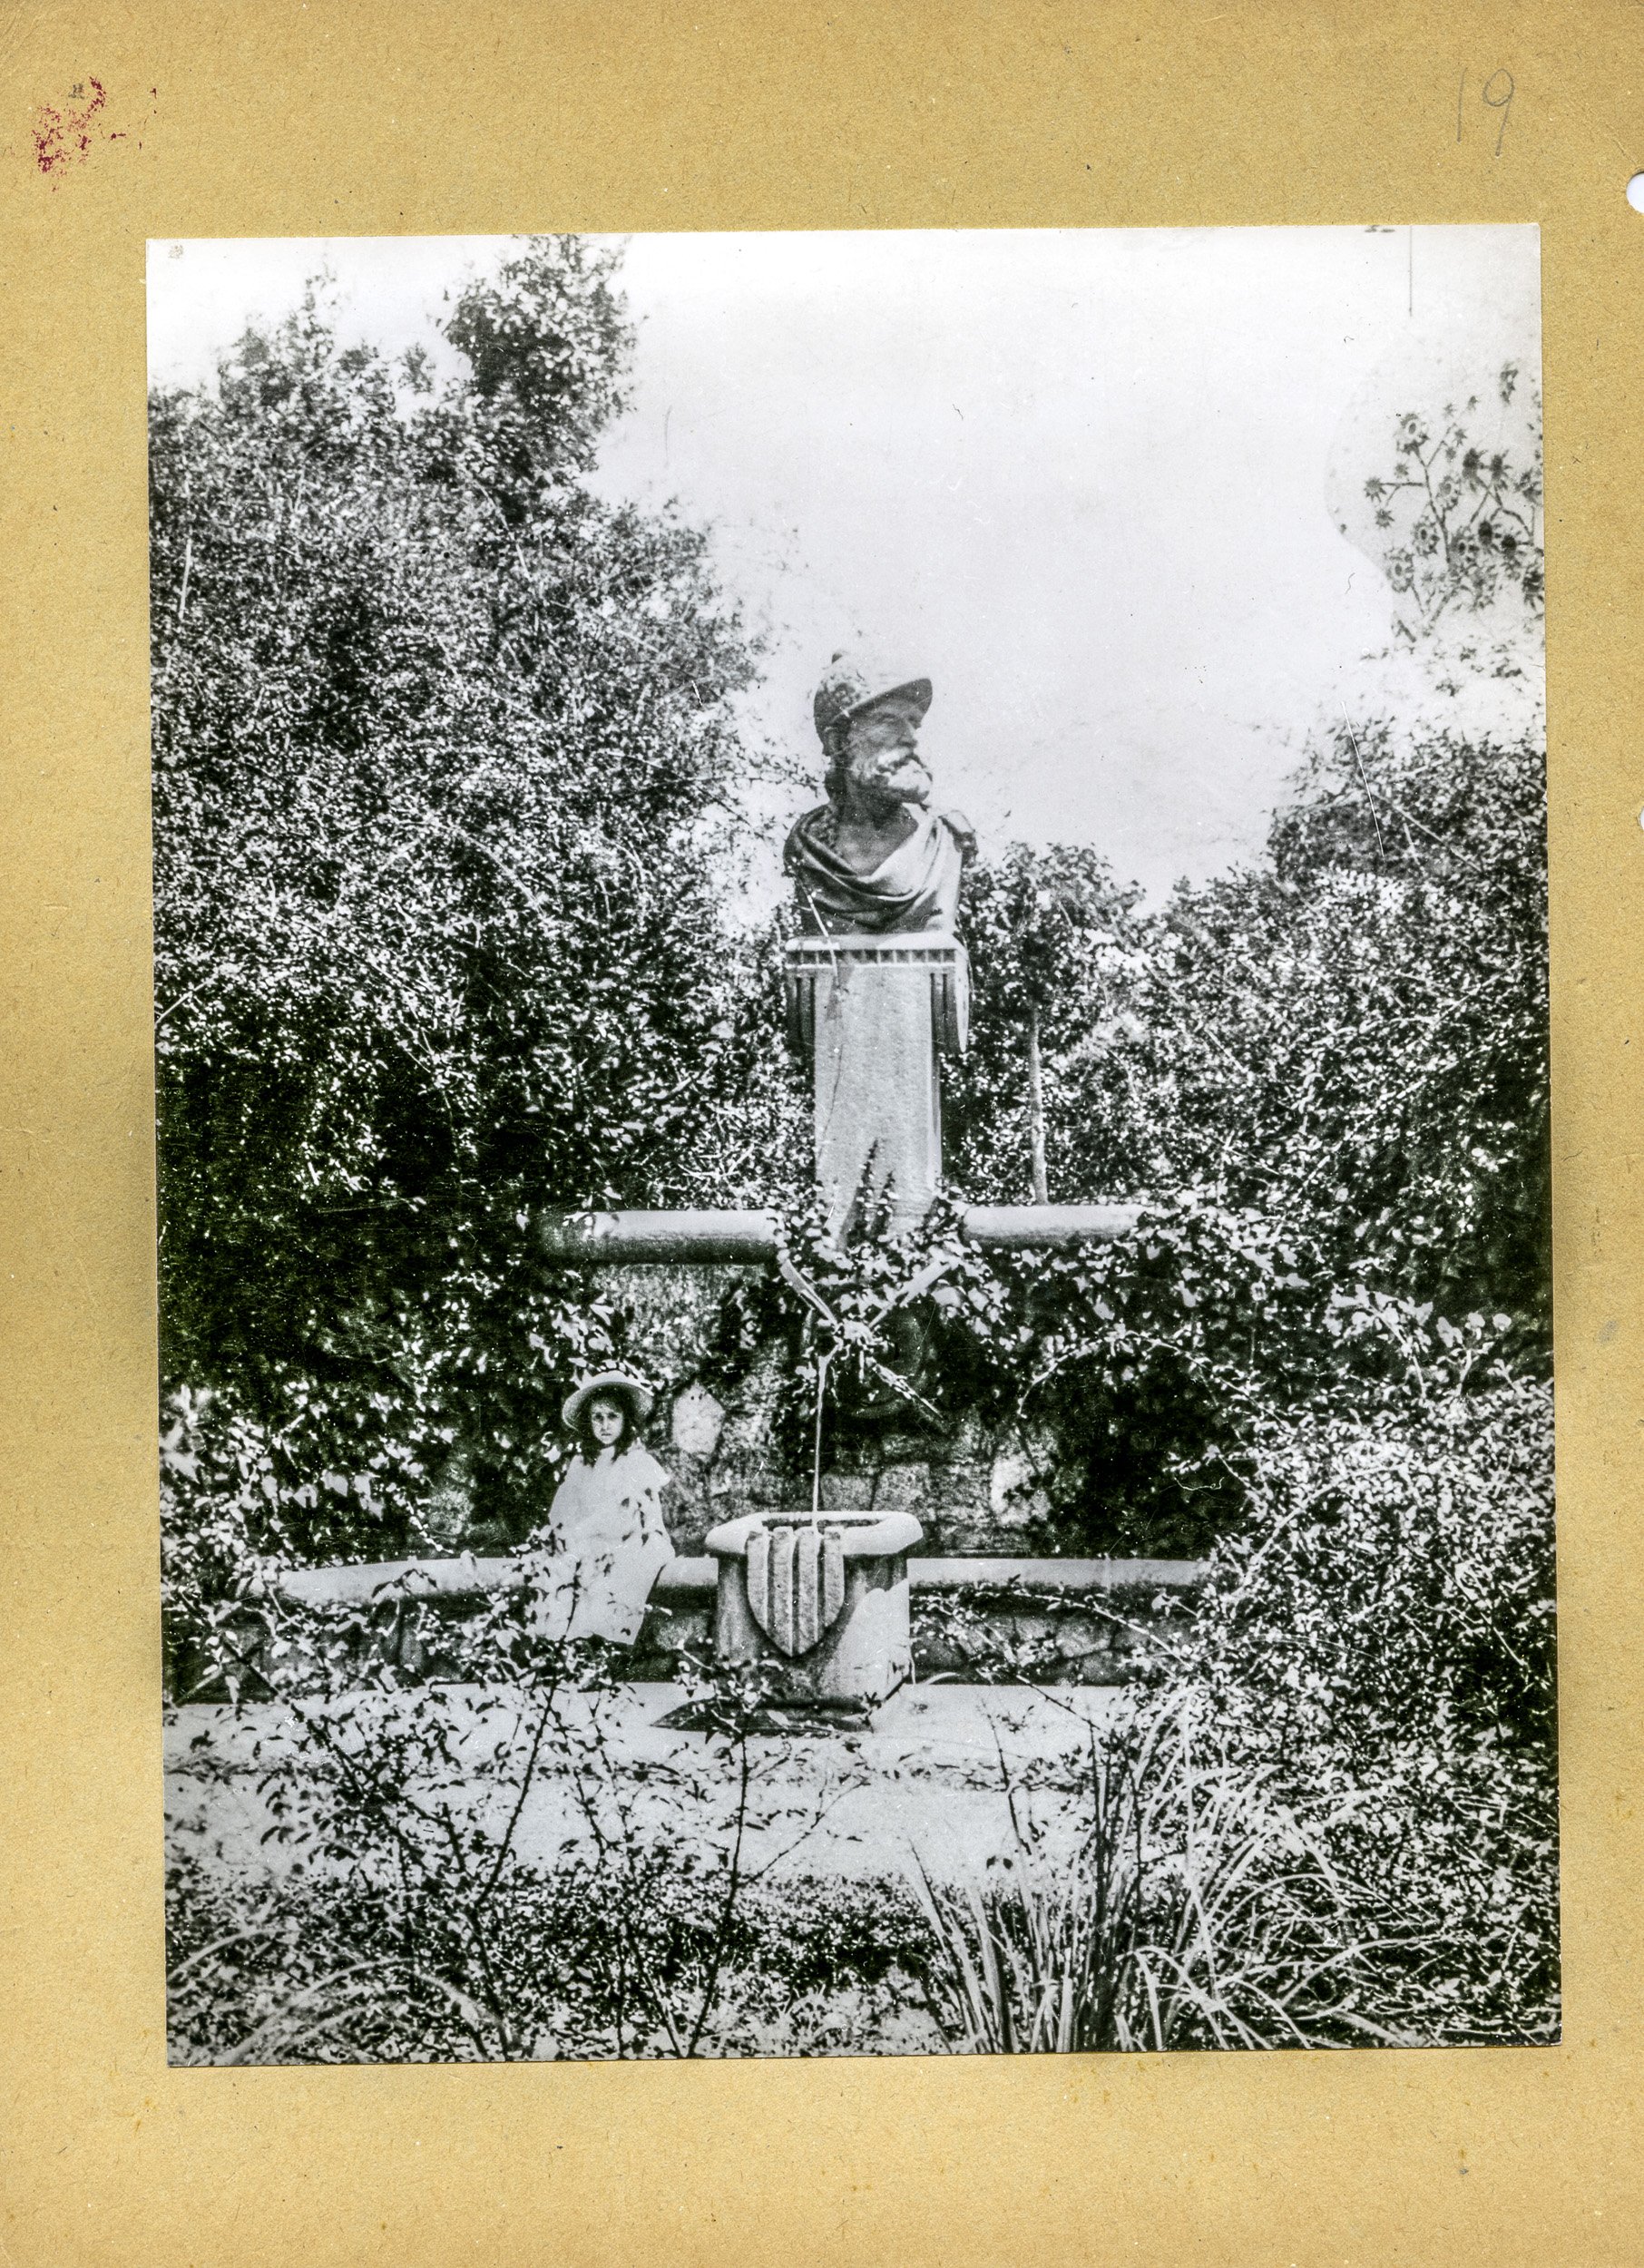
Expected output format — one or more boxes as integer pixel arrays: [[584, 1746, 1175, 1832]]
[[2, 3, 1639, 2262]]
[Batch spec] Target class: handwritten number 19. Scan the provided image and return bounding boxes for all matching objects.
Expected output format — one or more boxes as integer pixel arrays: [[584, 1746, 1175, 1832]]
[[1458, 68, 1515, 156], [1482, 70, 1515, 155]]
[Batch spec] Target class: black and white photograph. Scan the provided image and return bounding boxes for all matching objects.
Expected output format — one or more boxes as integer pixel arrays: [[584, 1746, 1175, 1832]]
[[152, 223, 1553, 2064]]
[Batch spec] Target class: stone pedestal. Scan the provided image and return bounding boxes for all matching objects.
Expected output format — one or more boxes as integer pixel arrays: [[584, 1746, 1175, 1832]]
[[704, 1510, 923, 1706], [785, 933, 969, 1237]]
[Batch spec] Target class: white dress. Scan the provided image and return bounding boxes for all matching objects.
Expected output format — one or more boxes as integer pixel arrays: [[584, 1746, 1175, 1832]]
[[521, 1444, 674, 1643]]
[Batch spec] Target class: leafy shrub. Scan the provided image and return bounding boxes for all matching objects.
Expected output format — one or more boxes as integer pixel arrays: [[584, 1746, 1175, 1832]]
[[913, 1367, 1556, 2051], [1147, 1374, 1558, 2044], [167, 1576, 942, 2063], [165, 1842, 939, 2065]]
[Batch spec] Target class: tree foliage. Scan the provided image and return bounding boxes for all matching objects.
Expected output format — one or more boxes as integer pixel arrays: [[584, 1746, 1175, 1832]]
[[944, 845, 1145, 1205], [152, 239, 791, 1552], [1356, 362, 1543, 641]]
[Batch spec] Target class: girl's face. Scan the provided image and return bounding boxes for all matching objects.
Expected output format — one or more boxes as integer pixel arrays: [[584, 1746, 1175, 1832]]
[[588, 1393, 627, 1448]]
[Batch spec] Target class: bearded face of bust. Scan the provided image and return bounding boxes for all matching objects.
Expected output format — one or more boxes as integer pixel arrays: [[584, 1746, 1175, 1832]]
[[827, 701, 933, 818]]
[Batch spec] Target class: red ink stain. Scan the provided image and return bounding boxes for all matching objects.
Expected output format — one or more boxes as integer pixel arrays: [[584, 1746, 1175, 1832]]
[[33, 77, 128, 181]]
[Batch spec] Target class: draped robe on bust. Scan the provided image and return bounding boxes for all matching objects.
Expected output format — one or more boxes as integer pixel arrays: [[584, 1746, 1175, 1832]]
[[783, 802, 975, 935]]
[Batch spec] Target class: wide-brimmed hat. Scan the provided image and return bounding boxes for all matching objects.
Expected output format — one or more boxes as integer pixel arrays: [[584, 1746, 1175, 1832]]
[[561, 1369, 654, 1432], [813, 652, 933, 740]]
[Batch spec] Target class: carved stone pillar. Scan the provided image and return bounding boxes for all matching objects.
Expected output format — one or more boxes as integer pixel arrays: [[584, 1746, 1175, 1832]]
[[784, 932, 969, 1237]]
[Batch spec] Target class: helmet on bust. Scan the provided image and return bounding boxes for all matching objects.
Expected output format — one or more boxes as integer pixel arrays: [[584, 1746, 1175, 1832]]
[[812, 651, 933, 741]]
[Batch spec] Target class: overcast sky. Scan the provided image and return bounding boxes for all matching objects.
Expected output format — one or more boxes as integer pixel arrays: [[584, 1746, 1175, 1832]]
[[149, 225, 1541, 900]]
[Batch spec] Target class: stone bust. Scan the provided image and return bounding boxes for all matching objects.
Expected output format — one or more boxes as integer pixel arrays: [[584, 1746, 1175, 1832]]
[[783, 655, 975, 935]]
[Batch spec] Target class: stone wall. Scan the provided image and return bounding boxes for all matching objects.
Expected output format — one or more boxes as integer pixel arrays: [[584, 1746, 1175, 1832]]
[[430, 1266, 1080, 1561], [658, 1393, 1062, 1559], [601, 1266, 1068, 1559]]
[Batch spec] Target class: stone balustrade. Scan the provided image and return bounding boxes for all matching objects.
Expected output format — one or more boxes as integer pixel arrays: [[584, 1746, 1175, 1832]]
[[537, 1203, 1142, 1264]]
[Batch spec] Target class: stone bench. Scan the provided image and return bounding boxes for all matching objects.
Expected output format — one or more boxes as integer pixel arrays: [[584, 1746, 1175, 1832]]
[[270, 1551, 1206, 1688]]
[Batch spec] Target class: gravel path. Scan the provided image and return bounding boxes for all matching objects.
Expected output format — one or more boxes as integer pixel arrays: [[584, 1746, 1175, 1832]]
[[166, 1679, 1127, 1886]]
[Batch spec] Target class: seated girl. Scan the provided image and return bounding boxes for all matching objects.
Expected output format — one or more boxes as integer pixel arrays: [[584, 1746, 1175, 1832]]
[[519, 1369, 674, 1646]]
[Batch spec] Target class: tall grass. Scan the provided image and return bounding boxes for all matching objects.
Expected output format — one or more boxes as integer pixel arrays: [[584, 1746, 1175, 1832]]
[[912, 1697, 1388, 2053]]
